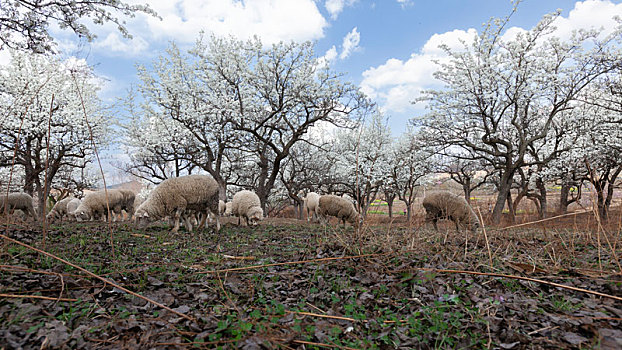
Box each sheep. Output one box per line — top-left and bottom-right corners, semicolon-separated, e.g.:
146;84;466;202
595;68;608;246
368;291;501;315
0;192;37;220
422;191;480;232
230;190;263;226
116;189;136;220
298;190;320;223
46;197;75;222
315;194;362;228
134;174;220;233
73;189;129;222
66;198;81;219
224;202;233;216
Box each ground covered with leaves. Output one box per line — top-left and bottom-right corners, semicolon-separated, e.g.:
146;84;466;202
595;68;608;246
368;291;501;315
1;217;621;349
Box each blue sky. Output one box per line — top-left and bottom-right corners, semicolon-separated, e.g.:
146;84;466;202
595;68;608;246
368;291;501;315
37;0;622;134
3;0;620;179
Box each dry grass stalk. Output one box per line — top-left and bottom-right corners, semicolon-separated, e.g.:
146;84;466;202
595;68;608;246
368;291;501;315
478;207;493;269
41;93;55;250
390;266;622;302
202;252;389;274
0;293;77;302
71;72;115;257
0;232;195;321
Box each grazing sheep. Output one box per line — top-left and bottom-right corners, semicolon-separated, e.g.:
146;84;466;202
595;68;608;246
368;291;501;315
231;190;263;226
224;202;233;216
422;191;480;232
73;189;128;222
134;175;220;233
115;189;136;220
66;198;81;219
341;193;355;203
298;190;320;223
46;197;75;222
315;194;361;228
0;192;37;220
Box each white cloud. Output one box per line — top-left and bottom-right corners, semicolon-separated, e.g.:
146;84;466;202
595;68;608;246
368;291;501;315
360;0;622;115
361;29;476;113
339;27;360;59
140;0;328;46
318;45;338;68
92;32;149;57
396;0;413;8
552;0;622;40
325;0;357;20
49;0;329;57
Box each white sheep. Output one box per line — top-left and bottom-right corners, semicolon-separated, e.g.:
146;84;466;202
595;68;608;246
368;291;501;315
73;189;129;222
134;174;220;233
66;198;81;219
231;190;263;226
315;194;362;228
298;190;320;223
46;197;75;222
422;191;480;232
224;202;233;216
0;192;37;220
115;189;136;221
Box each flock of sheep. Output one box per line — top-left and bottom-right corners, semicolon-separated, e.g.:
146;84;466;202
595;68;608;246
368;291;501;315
0;174;481;232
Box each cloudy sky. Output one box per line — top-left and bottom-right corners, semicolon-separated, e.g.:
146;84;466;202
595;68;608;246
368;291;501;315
36;0;622;134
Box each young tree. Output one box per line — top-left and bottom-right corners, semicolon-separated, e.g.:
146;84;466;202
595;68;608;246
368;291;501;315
279;138;333;219
437;154;492;204
121;89;198;183
388;130;431;221
332;110;392;217
0;51;111;215
0;0;157;53
415;12;621;224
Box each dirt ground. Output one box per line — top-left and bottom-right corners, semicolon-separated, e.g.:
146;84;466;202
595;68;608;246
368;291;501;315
0;212;621;349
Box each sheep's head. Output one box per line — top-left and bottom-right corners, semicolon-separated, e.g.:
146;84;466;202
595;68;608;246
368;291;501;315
224;202;233;216
469;217;481;232
74;208;91;222
46;211;60;223
351;213;363;228
134;208;153;229
247;207;263;226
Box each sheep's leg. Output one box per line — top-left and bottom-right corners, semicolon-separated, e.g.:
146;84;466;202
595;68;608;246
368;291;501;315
454;219;460;232
432;218;439;231
214;213;220;232
197;213;207;230
184;215;194;232
237;215;241;226
27;207;37;221
171;209;182;233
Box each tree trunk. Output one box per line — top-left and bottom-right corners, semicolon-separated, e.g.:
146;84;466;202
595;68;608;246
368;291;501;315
559;182;570;214
294;197;303;220
506;190;516;224
216;178;227;201
385;192;396;218
596;186;607;221
537;178;547;219
491;173;512;225
463;179;471;204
